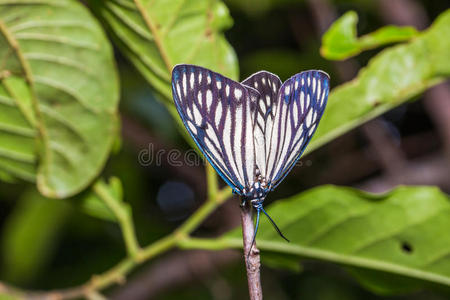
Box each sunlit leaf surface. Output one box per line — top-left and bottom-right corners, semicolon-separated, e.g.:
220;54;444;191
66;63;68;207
88;0;239;102
321;11;418;61
210;185;450;294
0;0;119;198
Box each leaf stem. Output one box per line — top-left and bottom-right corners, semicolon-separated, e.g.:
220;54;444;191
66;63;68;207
133;0;173;72
137;235;177;262
93;181;140;258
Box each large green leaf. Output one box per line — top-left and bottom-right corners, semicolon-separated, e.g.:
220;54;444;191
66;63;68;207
320;11;418;61
181;185;450;294
0;0;119;198
87;0;239;102
307;9;450;154
87;0;238;154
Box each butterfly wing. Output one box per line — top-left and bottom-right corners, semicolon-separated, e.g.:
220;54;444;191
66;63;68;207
241;71;282;176
264;70;330;189
172;64;259;194
242;71;281;104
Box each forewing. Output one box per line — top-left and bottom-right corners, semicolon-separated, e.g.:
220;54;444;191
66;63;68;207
265;70;330;189
172;64;258;194
242;71;282;175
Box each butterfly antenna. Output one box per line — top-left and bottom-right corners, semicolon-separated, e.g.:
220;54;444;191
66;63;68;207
261;207;290;242
247;208;261;257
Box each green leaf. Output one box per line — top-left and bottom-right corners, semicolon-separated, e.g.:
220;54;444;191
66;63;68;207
0;169;16;183
307;9;450;154
320;11;418;60
87;0;238;154
262;252;303;273
0;0;119;198
1;188;71;284
183;185;450;294
76;177;124;222
87;0;239;102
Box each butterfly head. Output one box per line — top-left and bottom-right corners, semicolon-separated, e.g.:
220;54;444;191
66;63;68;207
244;177;270;209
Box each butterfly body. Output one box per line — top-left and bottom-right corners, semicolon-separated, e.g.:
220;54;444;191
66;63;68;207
172;64;330;246
242;176;268;204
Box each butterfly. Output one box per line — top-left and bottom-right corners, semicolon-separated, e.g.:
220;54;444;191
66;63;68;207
171;64;330;250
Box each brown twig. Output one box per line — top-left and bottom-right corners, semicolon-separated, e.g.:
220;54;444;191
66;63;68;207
359;153;450;193
110;196;242;299
309;130;440;186
361;119;407;177
240;200;262;300
423;82;450;160
111;250;239;300
377;0;428;30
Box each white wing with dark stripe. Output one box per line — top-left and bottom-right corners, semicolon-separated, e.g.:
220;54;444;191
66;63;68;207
172;64;259;194
242;71;282;176
264;70;330;189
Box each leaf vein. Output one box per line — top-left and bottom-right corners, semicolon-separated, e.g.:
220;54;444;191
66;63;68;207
107;1;154;41
0;147;35;163
0;122;35;137
9;20;93;33
351;207;450;254
39;105;87;143
305;206;374;246
133;0;173;71
33;75;96;113
14;32;99;51
24;52;96;75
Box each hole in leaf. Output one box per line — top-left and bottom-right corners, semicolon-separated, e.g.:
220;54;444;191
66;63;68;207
401;241;413;254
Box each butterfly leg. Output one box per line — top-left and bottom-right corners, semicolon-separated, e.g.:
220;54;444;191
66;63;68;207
248;207;261;257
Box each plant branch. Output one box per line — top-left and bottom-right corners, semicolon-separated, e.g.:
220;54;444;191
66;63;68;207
179;235;450;287
240;201;263;300
0;164;232;300
93;182;141;258
111;249;239;300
